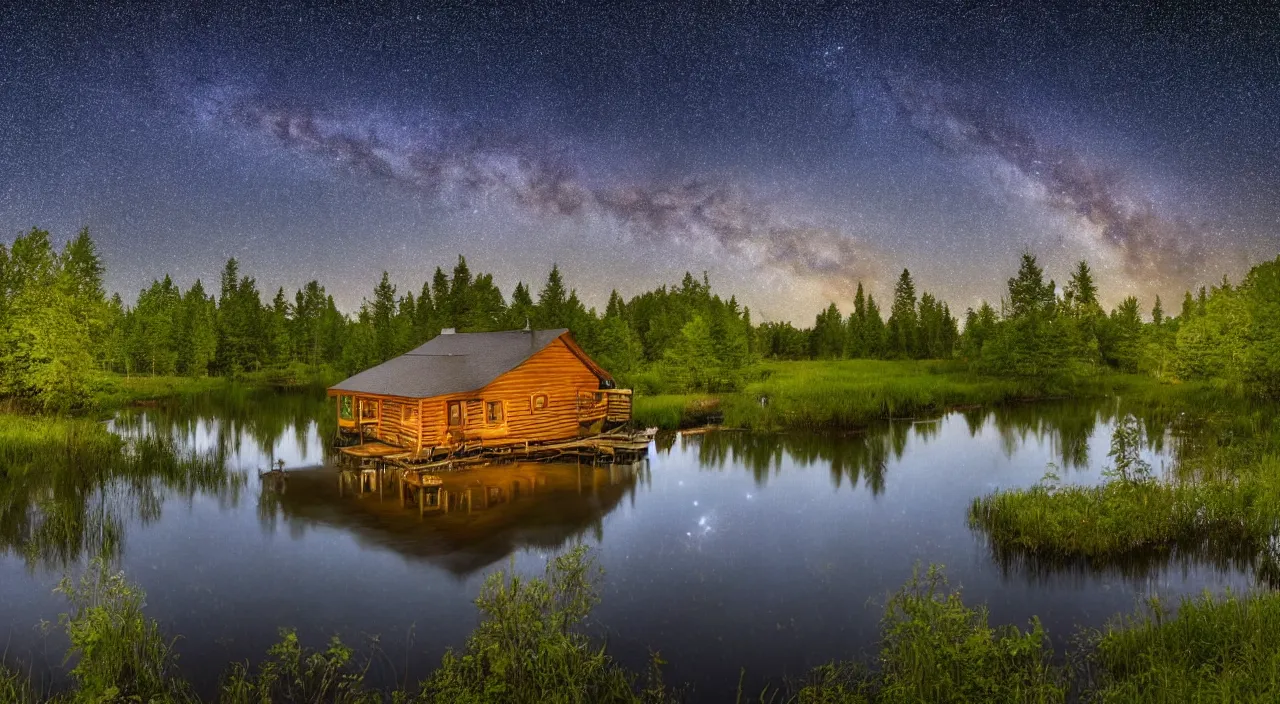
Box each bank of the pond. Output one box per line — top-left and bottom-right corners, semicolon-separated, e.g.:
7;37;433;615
633;360;1183;431
6;555;1280;704
89;364;345;410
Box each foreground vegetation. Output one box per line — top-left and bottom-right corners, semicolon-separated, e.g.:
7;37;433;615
8;551;1280;703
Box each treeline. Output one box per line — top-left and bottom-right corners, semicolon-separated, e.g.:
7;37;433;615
959;253;1280;397
3;226;1278;409
758;269;960;360
0;228;757;408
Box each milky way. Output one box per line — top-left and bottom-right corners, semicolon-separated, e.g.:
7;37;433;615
205;91;881;298
883;76;1207;290
2;2;1276;319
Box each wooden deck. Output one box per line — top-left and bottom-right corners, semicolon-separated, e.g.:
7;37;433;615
336;428;657;475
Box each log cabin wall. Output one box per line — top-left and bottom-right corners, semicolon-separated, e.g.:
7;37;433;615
418;337;603;447
371;397;420;449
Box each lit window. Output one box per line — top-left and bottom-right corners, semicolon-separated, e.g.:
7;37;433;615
531;393;548;412
447;401;463;427
486;401;504;424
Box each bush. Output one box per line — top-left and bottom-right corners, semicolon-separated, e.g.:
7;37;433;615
417;546;660;703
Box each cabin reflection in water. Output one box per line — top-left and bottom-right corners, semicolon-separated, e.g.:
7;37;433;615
259;462;646;576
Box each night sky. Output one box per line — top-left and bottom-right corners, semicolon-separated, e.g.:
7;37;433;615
3;1;1278;322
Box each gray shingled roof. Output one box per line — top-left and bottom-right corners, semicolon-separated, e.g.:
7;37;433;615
328;329;574;398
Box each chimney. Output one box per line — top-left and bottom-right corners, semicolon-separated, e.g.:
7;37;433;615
441;328;456;335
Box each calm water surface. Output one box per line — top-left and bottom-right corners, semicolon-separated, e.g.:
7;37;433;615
0;391;1260;700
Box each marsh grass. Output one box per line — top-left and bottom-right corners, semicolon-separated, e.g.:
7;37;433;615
632;394;719;429
969;406;1280;573
418;545;674;703
1084;590;1280;702
0;663;37;704
89;365;343;410
633;360;1173;431
219;629;379;704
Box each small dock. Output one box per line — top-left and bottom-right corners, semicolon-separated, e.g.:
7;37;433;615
336;428;654;470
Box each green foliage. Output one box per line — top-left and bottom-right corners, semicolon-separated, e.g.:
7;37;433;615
0;228;103;410
219;629;378;704
1086;590;1280;702
0;663;36;704
417;546;659;704
777;566;1064;704
6;227;1279;410
55;558;194;702
872;566;1064;703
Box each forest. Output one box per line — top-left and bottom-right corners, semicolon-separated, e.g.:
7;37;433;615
2;226;1278;410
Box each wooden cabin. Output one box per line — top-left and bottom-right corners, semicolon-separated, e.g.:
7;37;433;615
328;328;632;457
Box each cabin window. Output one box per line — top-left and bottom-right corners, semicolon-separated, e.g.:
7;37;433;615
359;398;379;421
403;404;417;423
486;401;504;424
594;392;604;405
447;401;463;427
339;396;353;420
531;393;548;412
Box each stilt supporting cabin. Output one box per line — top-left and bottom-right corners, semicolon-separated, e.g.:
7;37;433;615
328;328;649;468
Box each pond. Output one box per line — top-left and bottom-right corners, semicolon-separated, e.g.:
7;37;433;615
0;390;1263;700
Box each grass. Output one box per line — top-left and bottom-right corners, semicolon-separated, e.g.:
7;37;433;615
89;363;344;411
970;405;1280;580
632;394;720;429
633;359;1175;431
1085;590;1280;702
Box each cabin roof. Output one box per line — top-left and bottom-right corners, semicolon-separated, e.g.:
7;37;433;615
328;328;601;398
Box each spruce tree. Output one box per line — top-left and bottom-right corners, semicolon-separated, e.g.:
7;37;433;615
887;269;918;358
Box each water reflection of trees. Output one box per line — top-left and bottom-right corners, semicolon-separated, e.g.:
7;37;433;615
671;401;1139;492
0;433;241;569
666;399;1229;499
680;430;895;495
982;535;1277;590
111;386;335;467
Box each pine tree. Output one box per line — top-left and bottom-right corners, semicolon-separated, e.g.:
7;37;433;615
864;294;886;358
847;282;867;358
181;280;217;376
506;282;535;330
267;287;293;365
449;256;473;328
810;302;845;359
371;272;399;362
431;267;451;328
886;269;918;358
1151;296;1164;326
536;264;568;328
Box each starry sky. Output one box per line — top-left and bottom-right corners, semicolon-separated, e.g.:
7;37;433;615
2;1;1277;322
